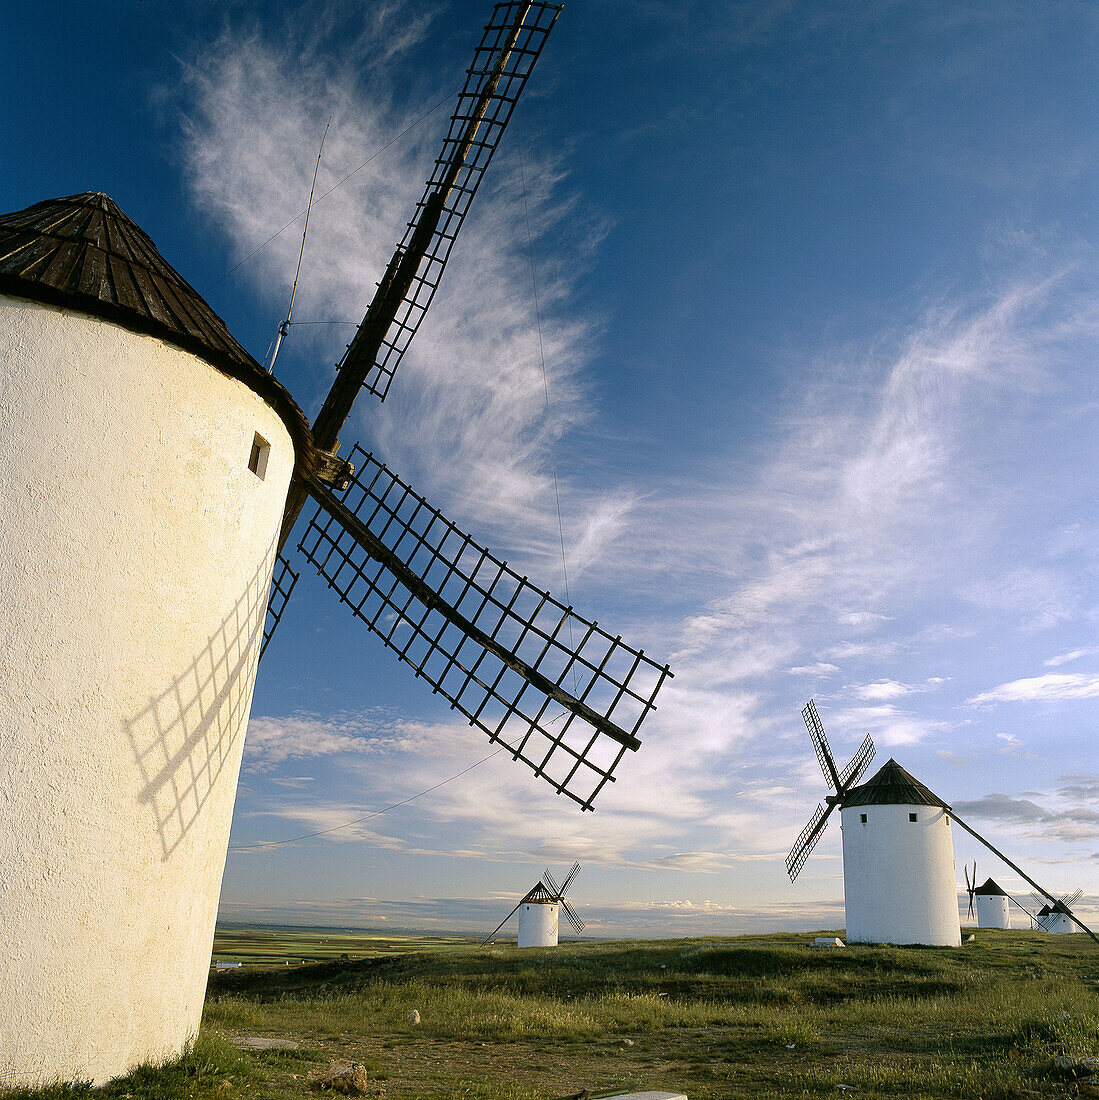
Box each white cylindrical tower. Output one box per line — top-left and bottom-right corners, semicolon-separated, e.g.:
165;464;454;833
839;759;961;947
974;879;1011;929
0;193;312;1087
1039;907;1075;933
518;901;560;947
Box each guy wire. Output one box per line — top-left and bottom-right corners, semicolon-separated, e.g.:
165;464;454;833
206;90;455;293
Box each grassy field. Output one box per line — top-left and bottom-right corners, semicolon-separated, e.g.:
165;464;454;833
211;925;473;968
7;928;1098;1099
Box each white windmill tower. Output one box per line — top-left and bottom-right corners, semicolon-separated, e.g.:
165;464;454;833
0;4;671;1087
966;867;1012;929
1035;891;1083;933
483;863;584;948
786;701;961;946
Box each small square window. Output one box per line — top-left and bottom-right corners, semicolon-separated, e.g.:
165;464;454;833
909;812;918;822
248;432;270;480
859;813;867;824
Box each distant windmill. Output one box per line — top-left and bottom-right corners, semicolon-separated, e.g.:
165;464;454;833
483;862;584;947
0;3;670;1087
787;701;1098;948
966;866;1014;930
1033;891;1083;933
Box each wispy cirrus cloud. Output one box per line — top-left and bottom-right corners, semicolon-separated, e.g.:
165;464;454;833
1046;647;1099;667
969;672;1099;707
175;1;629;585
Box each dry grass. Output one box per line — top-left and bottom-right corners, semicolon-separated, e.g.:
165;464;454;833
6;929;1098;1099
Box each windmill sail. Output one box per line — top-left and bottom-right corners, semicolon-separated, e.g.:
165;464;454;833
260;553;300;658
786;801;832;881
839;733;876;789
559;860;581;895
556;861;583;931
561;898;584;932
803;699;841;790
312;0;562;436
786;701;876;881
298;446;671;810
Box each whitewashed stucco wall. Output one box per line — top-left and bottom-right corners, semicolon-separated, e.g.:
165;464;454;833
975;892;1011;929
840;802;961;947
0;295;294;1085
518;901;559;948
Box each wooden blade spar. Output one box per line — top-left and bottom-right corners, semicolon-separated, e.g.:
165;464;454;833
303;473;642;753
278;1;562;554
296;450;672;810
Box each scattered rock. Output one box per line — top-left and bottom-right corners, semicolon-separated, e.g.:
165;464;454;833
811;937;846;948
319;1060;371;1095
963;934;975;943
233;1037;299;1051
1052;1056;1099;1077
785;1043;796;1049
406;1010;421;1025
618;1038;635;1047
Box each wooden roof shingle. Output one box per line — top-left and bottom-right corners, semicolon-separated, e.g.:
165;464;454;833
0;191;313;476
842;758;950;810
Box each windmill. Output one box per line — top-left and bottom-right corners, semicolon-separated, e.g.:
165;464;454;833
967;866;1014;930
787;700;963;946
786;703;1099;948
964;862;978;922
1033;891;1083;933
0;4;669;1087
482;862;584;947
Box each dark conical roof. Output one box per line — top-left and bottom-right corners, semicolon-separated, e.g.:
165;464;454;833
523;881;559;904
974;877;1007;896
841;758;949;809
0;192;311;471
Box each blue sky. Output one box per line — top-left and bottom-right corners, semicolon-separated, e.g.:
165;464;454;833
4;0;1098;937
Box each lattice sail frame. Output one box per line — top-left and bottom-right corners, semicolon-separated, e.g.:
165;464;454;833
543;863;583;931
803;699;839;789
786;801;832;881
787;702;876;881
261;553;300;659
839;733;876;790
349;1;562;402
298;446;671;810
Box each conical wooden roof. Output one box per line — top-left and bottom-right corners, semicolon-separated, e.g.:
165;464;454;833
974;877;1006;897
523;881;559;904
842;758;949;810
0;191;311;470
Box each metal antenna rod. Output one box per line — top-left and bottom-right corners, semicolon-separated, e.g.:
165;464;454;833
267;118;331;374
946;809;1099;945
